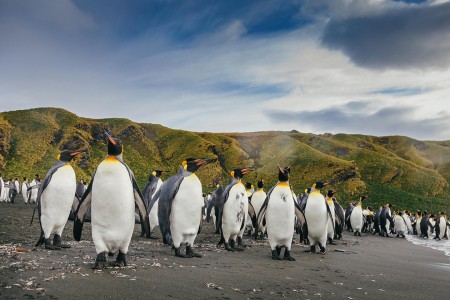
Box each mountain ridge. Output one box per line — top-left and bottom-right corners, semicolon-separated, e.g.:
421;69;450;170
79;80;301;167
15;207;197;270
0;107;449;211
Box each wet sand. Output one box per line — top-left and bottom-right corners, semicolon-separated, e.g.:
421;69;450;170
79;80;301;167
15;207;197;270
1;196;449;299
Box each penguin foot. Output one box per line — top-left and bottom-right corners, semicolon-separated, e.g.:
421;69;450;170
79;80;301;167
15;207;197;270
230;240;245;251
45;238;60;250
92;253;107;269
319;246;326;254
186;246;202;258
237;236;249;248
92;261;108;269
186;246;203;258
148;235;158;240
53;235;71;248
108;252;115;257
271;250;282;260
327;238;337;245
304;245;315;253
112;252;127;267
224;242;236;252
276;246;281;257
283;250;295;261
175;248;187;258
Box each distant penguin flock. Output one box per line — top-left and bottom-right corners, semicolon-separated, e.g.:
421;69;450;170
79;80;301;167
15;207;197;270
1;132;449;268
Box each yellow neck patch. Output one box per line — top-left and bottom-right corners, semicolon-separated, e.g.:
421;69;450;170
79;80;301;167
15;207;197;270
258;188;264;192
105;156;118;162
188;173;197;178
327;198;333;203
278;182;289;187
311;190;320;194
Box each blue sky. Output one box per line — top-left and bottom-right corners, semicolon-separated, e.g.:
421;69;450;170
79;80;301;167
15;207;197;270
1;0;450;140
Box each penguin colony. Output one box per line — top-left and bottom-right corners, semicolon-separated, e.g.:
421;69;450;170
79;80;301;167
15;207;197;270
3;133;449;268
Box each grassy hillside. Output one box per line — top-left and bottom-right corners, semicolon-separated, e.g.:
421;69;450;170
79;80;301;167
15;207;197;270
0;107;449;212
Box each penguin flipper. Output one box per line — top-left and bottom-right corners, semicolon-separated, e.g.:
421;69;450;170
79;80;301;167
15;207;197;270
247;201;258;229
73;175;95;241
158;169;185;245
147;188;161;215
294;200;306;228
325;198;335;233
198;208;203;234
207;185;223;222
133;179;151;238
256;184;276;230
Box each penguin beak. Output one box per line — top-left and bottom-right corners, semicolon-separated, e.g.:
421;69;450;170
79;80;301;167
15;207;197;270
241;167;254;175
105;132;116;145
70;151;82;157
195;159;208;166
323;182;330;186
277;164;284;174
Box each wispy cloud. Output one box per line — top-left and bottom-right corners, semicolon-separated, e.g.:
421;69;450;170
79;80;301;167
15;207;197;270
266;101;450;140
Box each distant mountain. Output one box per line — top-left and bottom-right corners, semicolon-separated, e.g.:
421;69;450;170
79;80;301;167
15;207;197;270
0;107;448;211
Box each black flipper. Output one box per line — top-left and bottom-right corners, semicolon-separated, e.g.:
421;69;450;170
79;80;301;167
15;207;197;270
73;175;95;241
132;177;151;238
256;184;276;230
294;200;306;231
247;201;258;229
325;198;335;233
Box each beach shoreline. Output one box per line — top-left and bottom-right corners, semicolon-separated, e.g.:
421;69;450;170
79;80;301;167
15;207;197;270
1;199;449;299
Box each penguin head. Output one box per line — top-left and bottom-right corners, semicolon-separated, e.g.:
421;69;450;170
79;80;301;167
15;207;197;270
423;210;428;215
230;167;254;179
58;150;83;162
151;170;168;179
277;165;291;181
305;187;311;194
182;158;209;173
257;179;264;189
245;182;252;190
311;181;329;192
360;195;369;201
327;189;337;197
106;133;123;156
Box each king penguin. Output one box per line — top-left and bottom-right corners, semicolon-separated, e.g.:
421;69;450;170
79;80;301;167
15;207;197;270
349;196;368;236
257;165;303;261
325;190;337;244
142;170;168;237
304;181;332;254
250;179;267;240
434;212;447;240
393;211;407;238
217;167;257;251
21;177;31;204
74;133;150;268
206;184;224;234
34;150;84;249
158;158;210;257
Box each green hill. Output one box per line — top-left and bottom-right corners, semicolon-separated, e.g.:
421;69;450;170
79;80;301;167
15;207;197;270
0;107;449;212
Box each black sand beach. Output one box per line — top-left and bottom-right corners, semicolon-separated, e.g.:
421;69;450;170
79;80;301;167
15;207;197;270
1;196;449;299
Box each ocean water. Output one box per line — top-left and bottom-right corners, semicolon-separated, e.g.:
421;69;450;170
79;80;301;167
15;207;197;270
405;235;450;257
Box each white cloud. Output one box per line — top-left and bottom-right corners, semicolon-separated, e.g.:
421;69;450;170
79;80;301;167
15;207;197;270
0;1;449;140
